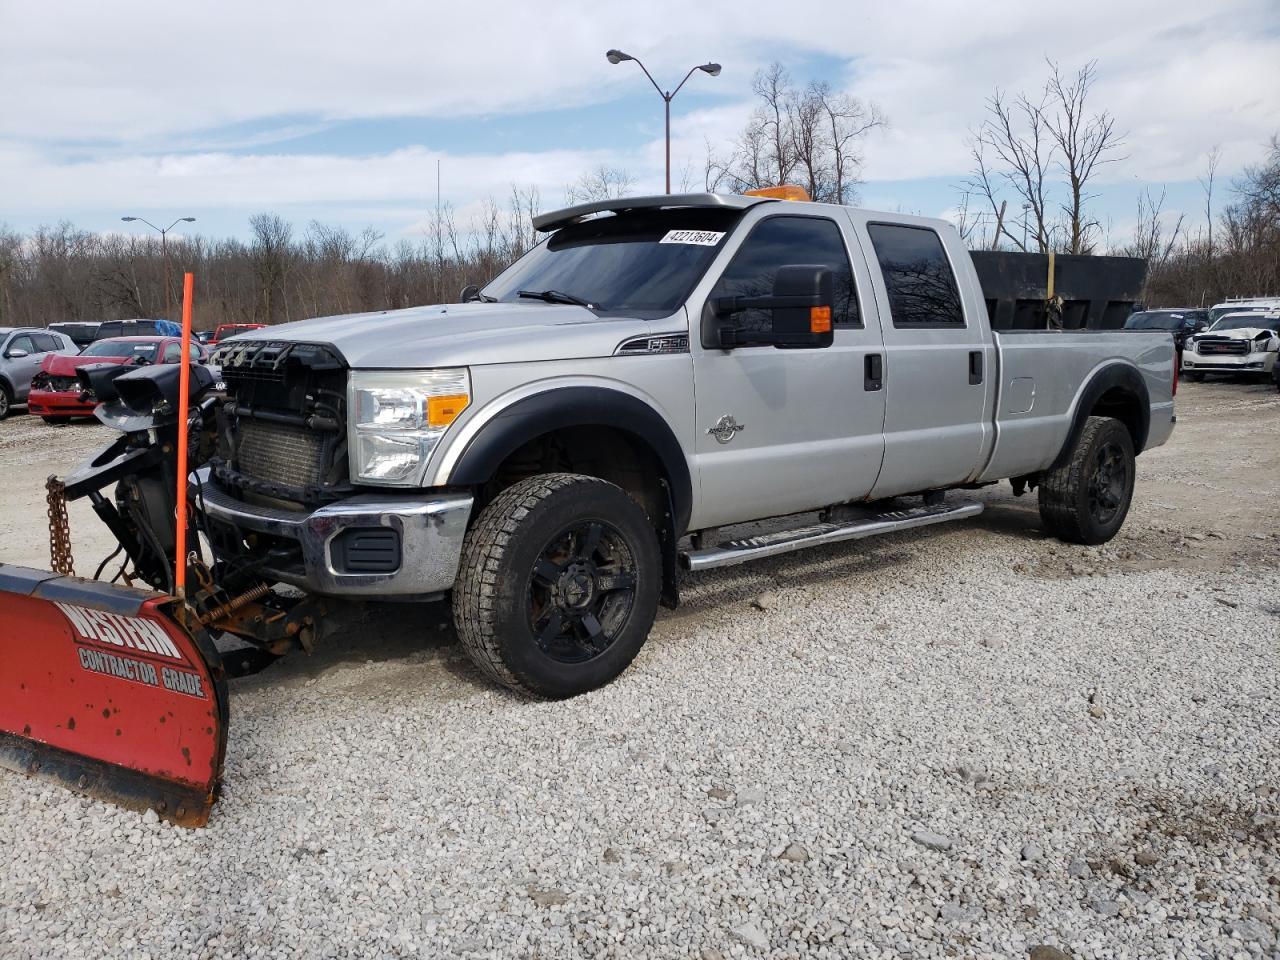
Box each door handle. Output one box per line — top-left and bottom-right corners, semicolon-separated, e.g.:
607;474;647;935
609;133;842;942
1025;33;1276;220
864;353;883;392
968;350;984;385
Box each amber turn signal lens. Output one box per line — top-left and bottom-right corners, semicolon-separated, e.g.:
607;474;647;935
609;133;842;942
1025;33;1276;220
427;393;470;426
809;306;832;334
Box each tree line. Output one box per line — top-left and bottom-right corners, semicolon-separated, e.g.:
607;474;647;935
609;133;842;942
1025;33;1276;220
0;60;1276;329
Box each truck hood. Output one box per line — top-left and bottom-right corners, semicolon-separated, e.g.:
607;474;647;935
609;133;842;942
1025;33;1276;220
1194;326;1277;343
228;302;671;368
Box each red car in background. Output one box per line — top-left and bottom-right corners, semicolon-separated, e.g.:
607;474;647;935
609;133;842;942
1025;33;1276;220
28;336;208;423
209;323;265;345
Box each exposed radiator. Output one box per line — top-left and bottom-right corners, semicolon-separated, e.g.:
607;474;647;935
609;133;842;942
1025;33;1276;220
236;420;327;490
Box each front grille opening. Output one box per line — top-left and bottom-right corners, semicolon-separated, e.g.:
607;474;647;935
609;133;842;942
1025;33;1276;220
212;340;351;507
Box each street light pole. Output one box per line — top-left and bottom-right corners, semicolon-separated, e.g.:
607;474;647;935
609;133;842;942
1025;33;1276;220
120;216;196;319
606;50;721;194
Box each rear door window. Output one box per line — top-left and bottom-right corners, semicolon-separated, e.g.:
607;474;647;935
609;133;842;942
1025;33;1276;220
867;223;965;328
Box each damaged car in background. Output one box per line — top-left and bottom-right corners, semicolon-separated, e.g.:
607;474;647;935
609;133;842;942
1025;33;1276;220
1180;310;1280;381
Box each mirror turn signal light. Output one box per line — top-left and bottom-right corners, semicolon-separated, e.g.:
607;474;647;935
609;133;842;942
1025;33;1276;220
743;185;811;201
809;306;832;334
427;393;470;427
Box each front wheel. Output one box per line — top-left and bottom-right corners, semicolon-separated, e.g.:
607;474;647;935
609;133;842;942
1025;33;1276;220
0;383;12;420
1038;416;1136;545
453;473;661;698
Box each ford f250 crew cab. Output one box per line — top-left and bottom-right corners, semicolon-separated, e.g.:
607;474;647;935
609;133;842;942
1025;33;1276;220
203;192;1176;698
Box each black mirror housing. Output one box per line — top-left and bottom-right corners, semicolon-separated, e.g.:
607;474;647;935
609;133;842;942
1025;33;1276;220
459;284;481;303
768;265;834;349
704;264;835;350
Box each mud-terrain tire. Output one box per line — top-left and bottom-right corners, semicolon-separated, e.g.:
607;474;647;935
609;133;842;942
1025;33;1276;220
453;473;661;698
1039;416;1136;546
0;382;12;420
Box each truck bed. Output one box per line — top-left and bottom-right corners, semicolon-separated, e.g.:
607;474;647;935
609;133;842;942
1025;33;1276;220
979;329;1177;482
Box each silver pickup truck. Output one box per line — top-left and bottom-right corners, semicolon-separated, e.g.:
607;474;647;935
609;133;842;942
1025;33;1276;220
204;193;1176;697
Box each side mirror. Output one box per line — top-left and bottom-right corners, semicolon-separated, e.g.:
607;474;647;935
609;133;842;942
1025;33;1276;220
5;348;28;359
459;284;481;303
704;265;835;350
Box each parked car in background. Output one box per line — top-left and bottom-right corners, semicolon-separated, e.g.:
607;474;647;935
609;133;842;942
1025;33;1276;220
0;328;79;419
1208;298;1280;326
28;336;209;423
1124;308;1208;353
94;319;183;340
47;321;102;348
1181;311;1280;381
209;322;267;345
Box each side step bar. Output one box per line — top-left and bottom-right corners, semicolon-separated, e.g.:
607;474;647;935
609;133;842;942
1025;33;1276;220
680;500;984;572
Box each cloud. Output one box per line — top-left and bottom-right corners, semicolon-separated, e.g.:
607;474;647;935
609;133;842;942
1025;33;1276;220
1;0;1277;234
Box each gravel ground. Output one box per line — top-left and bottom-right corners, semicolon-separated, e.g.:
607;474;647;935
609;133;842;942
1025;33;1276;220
1;381;1278;960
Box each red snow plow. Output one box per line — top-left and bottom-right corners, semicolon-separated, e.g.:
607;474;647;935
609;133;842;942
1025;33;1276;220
0;571;227;826
0;277;323;826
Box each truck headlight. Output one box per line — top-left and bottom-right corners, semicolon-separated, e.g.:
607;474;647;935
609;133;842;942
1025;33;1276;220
349;369;470;484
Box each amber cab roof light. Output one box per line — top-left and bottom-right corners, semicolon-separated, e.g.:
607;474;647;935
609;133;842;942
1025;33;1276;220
743;185;811;201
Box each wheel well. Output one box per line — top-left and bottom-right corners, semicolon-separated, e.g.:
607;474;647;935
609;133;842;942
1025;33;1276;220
1090;386;1144;450
478;425;668;526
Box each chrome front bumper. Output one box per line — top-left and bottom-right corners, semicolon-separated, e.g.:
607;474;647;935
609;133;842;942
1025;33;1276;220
197;472;472;597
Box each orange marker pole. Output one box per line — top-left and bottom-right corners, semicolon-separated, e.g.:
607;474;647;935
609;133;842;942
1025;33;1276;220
174;272;195;601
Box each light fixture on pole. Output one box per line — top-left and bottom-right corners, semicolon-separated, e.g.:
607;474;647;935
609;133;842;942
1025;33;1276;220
121;216;197;320
606;50;720;194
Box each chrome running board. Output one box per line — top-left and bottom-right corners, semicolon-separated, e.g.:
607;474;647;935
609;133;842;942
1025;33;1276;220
680;500;984;571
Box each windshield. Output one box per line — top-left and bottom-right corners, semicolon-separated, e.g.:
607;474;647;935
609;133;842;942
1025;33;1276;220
1125;311;1188;330
1209;315;1280;333
79;339;160;360
482;208;742;316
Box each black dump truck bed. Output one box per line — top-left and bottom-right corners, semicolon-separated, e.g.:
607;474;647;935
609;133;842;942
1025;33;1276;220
971;251;1147;331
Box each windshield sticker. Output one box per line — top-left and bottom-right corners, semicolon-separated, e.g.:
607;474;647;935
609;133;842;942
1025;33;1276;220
659;230;726;246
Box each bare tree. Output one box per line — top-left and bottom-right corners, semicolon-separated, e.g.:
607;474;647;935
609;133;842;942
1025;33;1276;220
1198;145;1222;252
968;88;1054;251
1044;60;1122;254
565;166;636;204
968;60;1123;254
707;63;885;203
249;213;293;324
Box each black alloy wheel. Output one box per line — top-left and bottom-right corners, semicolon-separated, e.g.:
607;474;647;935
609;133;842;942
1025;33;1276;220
1087;439;1130;528
527;520;638;665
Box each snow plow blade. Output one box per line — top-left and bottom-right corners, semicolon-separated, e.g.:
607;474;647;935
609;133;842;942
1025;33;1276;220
0;565;227;827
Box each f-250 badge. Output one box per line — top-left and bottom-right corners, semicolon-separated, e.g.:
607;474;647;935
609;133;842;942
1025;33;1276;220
707;415;745;444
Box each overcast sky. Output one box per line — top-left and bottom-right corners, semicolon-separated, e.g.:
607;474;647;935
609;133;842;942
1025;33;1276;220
2;0;1278;246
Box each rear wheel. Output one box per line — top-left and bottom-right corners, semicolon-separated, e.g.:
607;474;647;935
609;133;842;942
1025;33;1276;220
453;473;661;698
1039;416;1136;545
0;383;12;420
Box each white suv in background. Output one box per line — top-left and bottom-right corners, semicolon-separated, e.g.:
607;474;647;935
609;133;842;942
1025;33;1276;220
1181;311;1280;381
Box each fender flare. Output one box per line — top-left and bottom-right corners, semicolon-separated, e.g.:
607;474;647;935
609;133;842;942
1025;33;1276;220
1051;362;1151;469
448;386;694;535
